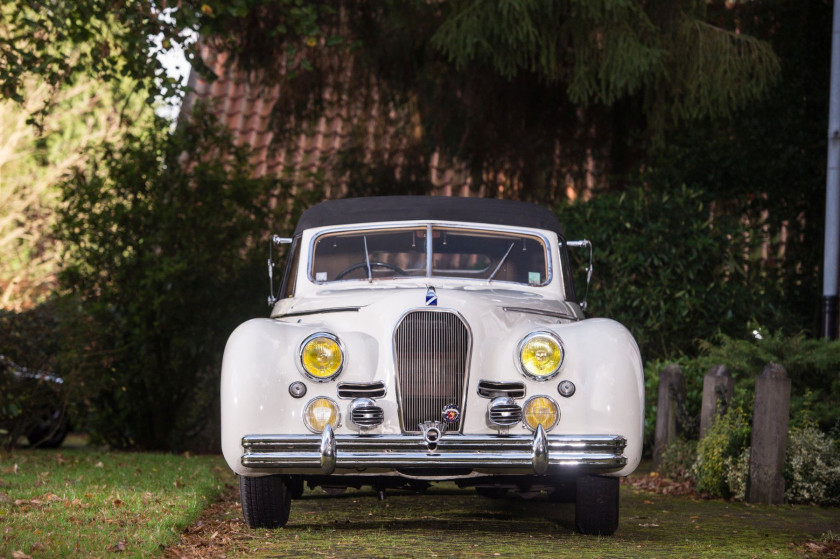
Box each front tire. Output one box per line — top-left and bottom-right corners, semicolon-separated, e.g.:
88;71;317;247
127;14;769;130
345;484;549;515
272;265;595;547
239;475;291;528
575;475;619;535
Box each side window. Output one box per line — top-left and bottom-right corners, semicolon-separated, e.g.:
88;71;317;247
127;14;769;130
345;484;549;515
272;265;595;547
281;238;301;299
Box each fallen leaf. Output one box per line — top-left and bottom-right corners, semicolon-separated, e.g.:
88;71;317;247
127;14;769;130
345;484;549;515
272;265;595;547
11;551;31;559
95;462;104;468
643;500;655;504
110;541;126;552
112;498;123;507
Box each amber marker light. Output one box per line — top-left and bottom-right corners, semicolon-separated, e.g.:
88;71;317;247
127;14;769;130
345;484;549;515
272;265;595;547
300;333;344;381
523;395;560;431
303;397;341;433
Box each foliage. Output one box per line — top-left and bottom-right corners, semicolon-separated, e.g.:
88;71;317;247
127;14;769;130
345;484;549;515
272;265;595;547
784;423;840;505
691;406;751;498
724;447;750;502
638;0;830;336
431;0;779;128
0;447;225;556
0;1;335;115
178;0;782;201
643;358;705;451
560;185;764;360
697;329;840;432
0;75;153;311
658;438;697;483
55;107;311;451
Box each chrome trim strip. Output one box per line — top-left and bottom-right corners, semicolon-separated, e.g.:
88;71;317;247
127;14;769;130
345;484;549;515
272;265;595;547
240;432;627;473
502;307;580;321
278;307;362;318
337;381;387;399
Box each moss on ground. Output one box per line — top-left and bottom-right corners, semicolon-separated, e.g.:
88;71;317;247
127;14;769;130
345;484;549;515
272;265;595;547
209;481;840;558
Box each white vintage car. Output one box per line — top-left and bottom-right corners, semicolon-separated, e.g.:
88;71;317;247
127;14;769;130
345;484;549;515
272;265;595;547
221;196;643;535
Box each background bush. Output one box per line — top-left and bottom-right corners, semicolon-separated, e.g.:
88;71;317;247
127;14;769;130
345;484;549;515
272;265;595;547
56;108;319;451
784;423;840;505
691;407;751;498
559;186;774;361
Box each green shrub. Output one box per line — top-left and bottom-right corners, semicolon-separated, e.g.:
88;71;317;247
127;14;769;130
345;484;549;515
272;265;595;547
643;358;706;451
784;423;840;505
724;447;750;502
559;186;769;361
56;108;319;451
658;438;697;482
697;329;840;432
692;407;751;497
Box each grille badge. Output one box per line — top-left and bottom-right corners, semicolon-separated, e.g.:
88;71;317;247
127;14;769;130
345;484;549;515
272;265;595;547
425;286;437;306
442;404;460;423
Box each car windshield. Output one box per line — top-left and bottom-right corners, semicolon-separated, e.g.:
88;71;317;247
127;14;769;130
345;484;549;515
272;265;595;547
311;226;549;285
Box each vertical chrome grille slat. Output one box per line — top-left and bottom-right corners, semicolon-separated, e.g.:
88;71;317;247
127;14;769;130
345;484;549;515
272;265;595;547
394;310;470;433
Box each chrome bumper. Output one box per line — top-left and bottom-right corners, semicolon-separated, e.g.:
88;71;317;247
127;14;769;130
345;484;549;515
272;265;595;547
240;426;627;475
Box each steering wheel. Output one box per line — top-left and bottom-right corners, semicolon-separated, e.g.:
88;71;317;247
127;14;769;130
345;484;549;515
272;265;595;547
335;261;408;280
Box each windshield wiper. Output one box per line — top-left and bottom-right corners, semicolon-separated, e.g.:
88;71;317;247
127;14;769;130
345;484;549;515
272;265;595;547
363;236;372;281
487;242;515;283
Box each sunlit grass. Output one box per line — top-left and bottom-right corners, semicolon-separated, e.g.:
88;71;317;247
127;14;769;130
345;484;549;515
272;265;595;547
0;443;226;557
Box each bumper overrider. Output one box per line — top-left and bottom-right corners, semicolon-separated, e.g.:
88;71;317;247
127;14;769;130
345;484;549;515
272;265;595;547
240;425;627;475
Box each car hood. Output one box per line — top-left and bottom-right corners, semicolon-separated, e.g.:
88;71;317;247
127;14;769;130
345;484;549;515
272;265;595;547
271;285;582;322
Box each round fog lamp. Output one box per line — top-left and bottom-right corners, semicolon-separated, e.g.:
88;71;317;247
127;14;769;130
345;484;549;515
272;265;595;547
518;332;564;380
303;397;340;433
523;395;559;431
300;333;344;380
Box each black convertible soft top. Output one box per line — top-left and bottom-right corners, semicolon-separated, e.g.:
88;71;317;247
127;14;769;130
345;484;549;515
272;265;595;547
294;196;565;238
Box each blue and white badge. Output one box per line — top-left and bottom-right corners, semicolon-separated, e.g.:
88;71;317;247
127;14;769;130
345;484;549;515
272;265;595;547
425;286;437;306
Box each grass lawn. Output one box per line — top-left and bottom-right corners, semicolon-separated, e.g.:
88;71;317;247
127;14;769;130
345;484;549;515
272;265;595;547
0;435;227;557
3;439;839;558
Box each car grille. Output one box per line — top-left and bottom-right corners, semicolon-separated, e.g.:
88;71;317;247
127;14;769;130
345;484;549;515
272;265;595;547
394;310;470;433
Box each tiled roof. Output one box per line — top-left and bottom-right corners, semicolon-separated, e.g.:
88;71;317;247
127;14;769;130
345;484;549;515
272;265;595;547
180;38;605;201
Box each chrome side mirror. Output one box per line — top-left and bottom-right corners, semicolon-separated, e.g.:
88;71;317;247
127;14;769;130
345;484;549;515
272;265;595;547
566;239;592;311
268;235;293;306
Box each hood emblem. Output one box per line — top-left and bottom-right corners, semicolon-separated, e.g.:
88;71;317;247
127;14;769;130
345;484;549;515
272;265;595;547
442;404;460;424
425;286;437;306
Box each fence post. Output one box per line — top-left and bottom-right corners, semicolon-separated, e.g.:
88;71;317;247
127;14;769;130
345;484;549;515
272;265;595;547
699;365;734;439
653;363;685;471
746;363;791;504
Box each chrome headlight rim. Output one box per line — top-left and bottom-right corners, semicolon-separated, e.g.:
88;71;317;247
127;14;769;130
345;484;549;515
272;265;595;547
516;331;565;381
298;332;345;382
302;396;342;433
521;394;560;432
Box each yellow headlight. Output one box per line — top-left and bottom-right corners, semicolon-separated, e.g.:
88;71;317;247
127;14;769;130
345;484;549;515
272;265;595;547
303;397;340;432
300;334;343;380
523;395;559;431
519;332;563;379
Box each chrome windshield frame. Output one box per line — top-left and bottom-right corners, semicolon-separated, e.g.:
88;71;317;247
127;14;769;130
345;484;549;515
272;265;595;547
306;222;555;288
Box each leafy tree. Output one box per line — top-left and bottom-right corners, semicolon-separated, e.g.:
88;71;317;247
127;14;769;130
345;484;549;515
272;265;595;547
0;77;153;310
638;0;831;336
56;108;311;450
